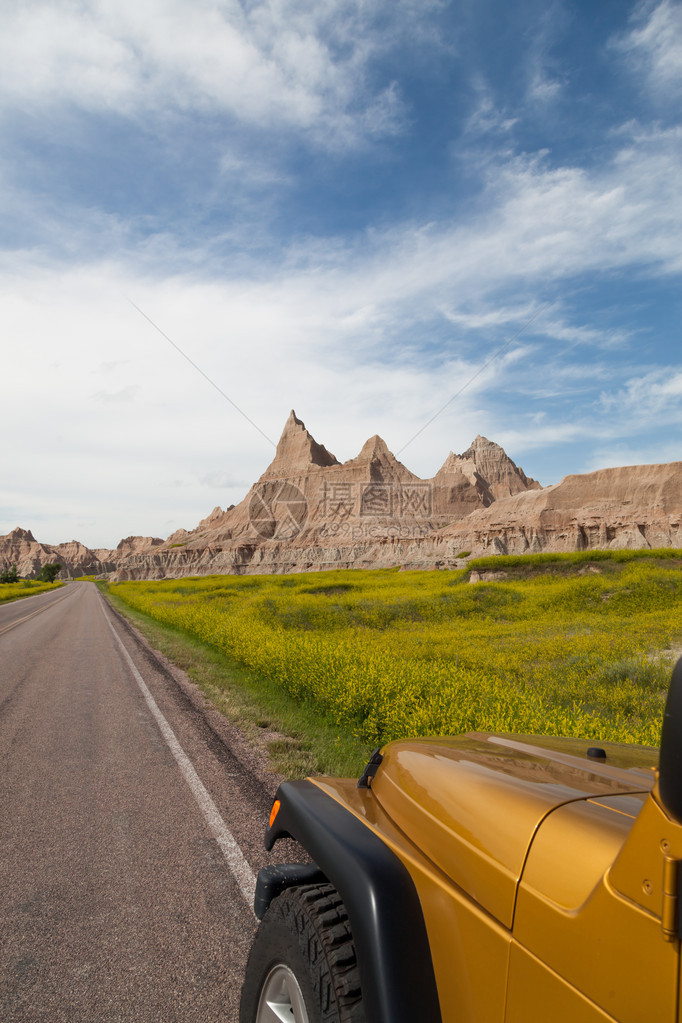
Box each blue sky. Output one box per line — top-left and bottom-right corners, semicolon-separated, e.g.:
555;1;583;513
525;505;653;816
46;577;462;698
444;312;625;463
1;0;681;548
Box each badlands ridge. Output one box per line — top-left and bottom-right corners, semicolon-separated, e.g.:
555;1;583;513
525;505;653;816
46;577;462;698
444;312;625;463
2;411;680;579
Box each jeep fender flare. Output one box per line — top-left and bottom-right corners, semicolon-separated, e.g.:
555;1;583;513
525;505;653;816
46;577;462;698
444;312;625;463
257;779;443;1023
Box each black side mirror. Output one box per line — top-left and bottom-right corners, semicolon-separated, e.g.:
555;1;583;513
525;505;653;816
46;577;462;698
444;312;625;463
659;657;682;822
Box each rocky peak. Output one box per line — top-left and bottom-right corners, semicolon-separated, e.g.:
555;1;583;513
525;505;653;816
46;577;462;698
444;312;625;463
357;435;391;461
345;434;417;482
432;450;494;506
434;451;475;477
9;527;36;542
260;411;340;480
195;505;234;532
458;435;541;499
55;540;91;553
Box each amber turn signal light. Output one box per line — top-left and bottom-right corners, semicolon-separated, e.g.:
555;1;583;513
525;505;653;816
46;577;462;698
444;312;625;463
269;799;281;829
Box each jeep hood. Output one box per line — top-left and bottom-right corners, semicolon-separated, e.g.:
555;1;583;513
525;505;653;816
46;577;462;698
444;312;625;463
370;733;657;928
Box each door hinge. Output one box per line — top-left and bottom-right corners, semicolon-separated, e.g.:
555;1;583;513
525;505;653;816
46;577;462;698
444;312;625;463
661;855;680;942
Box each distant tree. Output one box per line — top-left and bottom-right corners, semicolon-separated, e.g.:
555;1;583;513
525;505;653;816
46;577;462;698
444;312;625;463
0;564;18;584
37;562;61;583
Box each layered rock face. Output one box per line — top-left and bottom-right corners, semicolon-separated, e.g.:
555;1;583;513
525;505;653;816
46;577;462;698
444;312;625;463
3;412;680;580
437;461;682;556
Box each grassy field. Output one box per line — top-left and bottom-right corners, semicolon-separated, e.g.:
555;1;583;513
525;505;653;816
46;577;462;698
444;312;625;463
0;580;64;603
106;551;682;773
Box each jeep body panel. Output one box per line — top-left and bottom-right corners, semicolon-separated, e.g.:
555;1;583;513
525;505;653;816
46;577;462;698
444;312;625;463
265;738;662;1022
302;739;663;1022
370;733;656;927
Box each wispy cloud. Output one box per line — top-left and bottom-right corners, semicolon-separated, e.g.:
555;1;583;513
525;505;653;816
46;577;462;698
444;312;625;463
464;77;518;138
522;0;567;106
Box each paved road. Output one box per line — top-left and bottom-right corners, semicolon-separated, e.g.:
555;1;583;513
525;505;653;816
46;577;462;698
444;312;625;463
0;582;285;1022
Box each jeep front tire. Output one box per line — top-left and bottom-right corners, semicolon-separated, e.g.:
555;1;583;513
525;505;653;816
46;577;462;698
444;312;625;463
239;882;364;1023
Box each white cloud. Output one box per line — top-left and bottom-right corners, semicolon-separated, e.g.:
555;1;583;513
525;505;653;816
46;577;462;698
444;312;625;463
437;304;627;352
7;85;678;293
494;421;588;453
3;115;680;411
0;0;428;146
615;0;682;98
2;120;679;350
601;369;682;417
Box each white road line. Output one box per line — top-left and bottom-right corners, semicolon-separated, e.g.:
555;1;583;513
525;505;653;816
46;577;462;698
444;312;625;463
103;606;257;911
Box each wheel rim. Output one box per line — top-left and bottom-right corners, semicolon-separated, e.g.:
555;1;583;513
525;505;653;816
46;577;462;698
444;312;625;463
256;963;310;1023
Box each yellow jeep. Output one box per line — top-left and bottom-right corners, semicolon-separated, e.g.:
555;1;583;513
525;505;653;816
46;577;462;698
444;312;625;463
240;657;682;1023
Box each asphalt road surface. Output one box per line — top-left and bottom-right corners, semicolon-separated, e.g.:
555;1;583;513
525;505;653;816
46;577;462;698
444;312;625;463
0;582;291;1022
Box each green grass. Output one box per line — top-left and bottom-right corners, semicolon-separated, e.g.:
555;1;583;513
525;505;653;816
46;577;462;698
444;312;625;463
0;579;64;603
102;552;682;777
468;547;682;572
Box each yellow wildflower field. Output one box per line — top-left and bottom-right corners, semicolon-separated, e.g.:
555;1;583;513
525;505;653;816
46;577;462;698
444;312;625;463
0;579;63;603
111;552;682;748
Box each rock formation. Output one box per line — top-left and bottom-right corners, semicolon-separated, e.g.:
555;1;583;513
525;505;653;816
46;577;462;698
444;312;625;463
0;527;161;579
114;536;165;559
107;412;532;579
2;411;679;580
0;527;113;579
